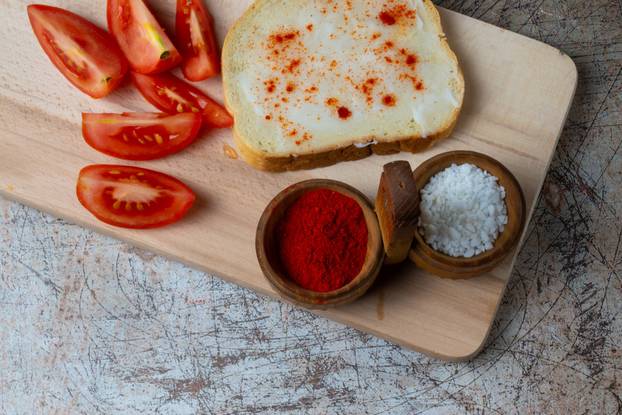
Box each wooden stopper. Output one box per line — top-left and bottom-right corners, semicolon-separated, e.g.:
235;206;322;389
375;161;420;264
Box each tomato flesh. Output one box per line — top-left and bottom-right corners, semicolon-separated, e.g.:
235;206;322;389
83;112;202;160
131;72;233;128
77;165;196;229
176;0;220;81
107;0;181;74
28;5;128;98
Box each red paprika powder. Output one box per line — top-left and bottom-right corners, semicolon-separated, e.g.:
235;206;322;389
276;189;369;292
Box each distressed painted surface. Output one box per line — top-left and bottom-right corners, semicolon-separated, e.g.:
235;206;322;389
1;0;621;413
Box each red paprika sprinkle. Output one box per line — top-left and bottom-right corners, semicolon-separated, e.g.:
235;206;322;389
378;11;396;25
338;106;352;119
276;189;369;292
382;94;397;106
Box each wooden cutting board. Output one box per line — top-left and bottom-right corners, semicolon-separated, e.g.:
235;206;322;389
0;0;577;361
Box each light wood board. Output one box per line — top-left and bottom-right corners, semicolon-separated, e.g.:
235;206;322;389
0;0;577;360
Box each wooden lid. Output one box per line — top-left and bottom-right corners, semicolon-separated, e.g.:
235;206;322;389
374;161;420;265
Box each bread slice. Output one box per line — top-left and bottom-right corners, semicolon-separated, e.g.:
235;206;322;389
222;0;464;171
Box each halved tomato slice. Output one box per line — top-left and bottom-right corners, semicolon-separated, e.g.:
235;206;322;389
77;165;196;229
27;5;128;98
107;0;181;74
83;112;202;160
131;72;233;128
176;0;220;81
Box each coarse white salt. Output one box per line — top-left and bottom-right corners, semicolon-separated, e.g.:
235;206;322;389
418;163;508;258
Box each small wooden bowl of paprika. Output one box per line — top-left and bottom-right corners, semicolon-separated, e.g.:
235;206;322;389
256;179;384;309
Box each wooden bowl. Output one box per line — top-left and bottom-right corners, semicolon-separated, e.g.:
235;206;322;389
256;179;384;309
409;151;526;279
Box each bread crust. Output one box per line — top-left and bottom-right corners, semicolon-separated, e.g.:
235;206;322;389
233;116;458;171
223;0;464;172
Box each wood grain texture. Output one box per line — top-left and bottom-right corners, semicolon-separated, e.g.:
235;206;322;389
0;0;577;360
375;161;419;265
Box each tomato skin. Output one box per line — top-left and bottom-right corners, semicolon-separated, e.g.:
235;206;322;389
27;4;128;99
77;165;196;229
83;112;202;160
176;0;220;81
131;72;233;128
107;0;181;74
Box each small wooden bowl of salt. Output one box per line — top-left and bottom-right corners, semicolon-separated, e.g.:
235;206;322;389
409;151;526;279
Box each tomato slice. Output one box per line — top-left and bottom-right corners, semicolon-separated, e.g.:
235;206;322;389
77;165;196;229
176;0;220;81
82;112;202;160
107;0;181;74
27;5;128;99
131;72;233;128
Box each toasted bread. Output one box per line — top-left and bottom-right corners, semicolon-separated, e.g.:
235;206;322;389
222;0;464;171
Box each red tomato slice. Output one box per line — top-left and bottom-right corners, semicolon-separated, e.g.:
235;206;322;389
27;5;128;99
77;165;196;229
107;0;181;74
176;0;220;81
83;112;202;160
131;72;233;128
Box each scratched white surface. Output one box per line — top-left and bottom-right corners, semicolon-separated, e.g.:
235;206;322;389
1;0;621;414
